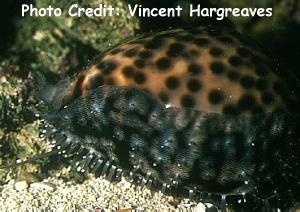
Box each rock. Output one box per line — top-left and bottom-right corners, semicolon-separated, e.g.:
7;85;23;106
193;202;206;212
14;180;28;191
17;171;40;183
30;182;56;191
117;209;132;212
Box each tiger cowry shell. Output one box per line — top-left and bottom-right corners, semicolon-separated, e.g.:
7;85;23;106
41;26;300;210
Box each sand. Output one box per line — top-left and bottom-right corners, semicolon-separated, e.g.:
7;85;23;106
0;176;212;211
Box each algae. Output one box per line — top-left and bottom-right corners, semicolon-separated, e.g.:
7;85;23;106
0;0;139;183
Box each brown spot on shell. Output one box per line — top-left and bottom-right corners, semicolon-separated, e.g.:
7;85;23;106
209;47;224;57
139;50;152;59
240;75;255;89
208;89;225;105
167;43;185;57
210;62;226;75
229;55;243;67
134;72;147;84
261;92;275;105
110;48;122;55
87;74;105;90
227;70;240;81
194;38;210;46
158;91;169;103
181;94;195;108
156;57;171;71
106;77;115;85
223;104;239;115
134;59;146;69
217;36;234;44
97;60;118;75
237;47;251;57
123;47;139;57
238;94;256;111
256;79;269;91
122;66;136;78
175;34;195;42
165;76;180;90
145;37;164;49
188;64;202;75
187;79;202;92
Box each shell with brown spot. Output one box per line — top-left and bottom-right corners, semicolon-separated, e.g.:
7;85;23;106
40;26;300;210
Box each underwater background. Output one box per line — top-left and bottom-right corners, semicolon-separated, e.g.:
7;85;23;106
0;0;299;211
